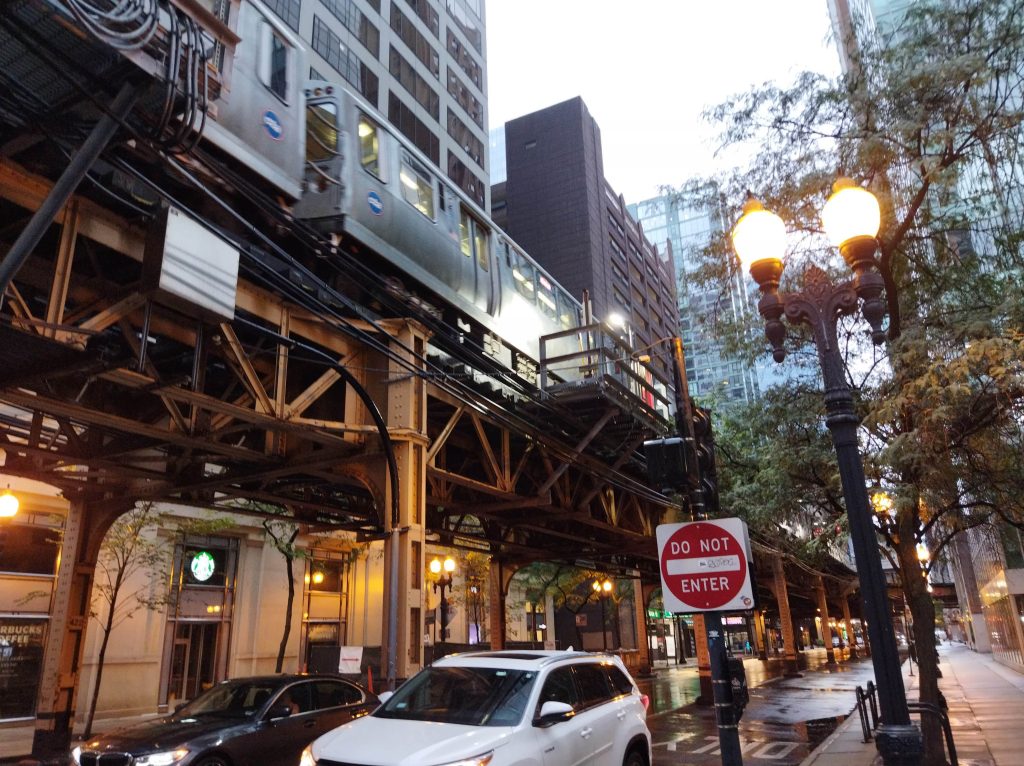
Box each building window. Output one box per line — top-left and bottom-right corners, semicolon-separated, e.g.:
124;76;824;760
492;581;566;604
311;16;379;103
447;152;484;207
446;108;484;167
389;47;440;119
263;0;300;30
0;524;58;575
445;0;482;52
446;28;481;88
0;617;47;719
390;4;439;77
387;93;440;164
320;0;380;56
403;0;439;35
306;559;344;592
446;66;482;128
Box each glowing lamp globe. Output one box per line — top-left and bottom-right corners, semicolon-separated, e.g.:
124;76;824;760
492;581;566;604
821;180;880;247
429;558;441;575
732;199;786;274
443;556;456;574
0;491;17;518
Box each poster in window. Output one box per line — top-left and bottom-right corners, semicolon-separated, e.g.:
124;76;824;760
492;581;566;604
0;618;46;719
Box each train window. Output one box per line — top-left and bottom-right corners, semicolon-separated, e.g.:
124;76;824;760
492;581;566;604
306;102;338;163
536;274;557;319
399;155;435;219
458;208;489;271
511;252;535;302
258;22;290;102
557;293;579;330
358;116;381;177
475;223;489;272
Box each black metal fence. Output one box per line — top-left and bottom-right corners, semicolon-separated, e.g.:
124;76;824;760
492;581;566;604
855;681;958;765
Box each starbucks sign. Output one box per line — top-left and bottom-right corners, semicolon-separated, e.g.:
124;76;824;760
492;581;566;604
190;550;217;582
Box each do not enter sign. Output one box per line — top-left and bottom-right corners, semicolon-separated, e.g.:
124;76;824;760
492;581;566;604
656;518;754;613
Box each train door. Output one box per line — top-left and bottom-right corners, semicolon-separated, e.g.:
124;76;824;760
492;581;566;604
298;85;343;220
458;206;492;313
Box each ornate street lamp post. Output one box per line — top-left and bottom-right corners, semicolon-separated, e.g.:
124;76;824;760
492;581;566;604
430;556;456;657
732;179;922;765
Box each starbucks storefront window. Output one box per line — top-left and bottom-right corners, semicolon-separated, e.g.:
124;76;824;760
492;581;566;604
0;617;47;719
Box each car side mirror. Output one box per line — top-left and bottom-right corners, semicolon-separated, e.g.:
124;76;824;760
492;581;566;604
377;691;394;704
267;703;293;721
534;701;574;727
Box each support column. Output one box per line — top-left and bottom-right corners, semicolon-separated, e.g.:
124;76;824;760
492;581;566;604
379;322;429;684
32;499;125;762
842;594;859;659
772;555;801;677
753;609;769;660
631;578;651;672
816;577;838;666
487;559;518;650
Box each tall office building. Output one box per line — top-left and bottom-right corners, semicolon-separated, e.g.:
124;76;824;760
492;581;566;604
492;98;680;380
629;193;762;406
265;0;491;210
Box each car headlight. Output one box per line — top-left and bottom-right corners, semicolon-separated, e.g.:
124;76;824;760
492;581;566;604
434;753;493;766
299;745;316;766
71;747;82;765
134;749;190;766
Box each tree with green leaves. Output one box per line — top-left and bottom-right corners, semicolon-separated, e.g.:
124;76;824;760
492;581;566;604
83;505;234;737
258;508;308;674
681;1;1024;762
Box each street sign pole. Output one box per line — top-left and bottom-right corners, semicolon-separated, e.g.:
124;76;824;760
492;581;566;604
658;519;755;766
706;611;742;766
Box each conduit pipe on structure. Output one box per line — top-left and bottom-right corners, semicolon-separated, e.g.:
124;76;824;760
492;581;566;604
0;82;139;295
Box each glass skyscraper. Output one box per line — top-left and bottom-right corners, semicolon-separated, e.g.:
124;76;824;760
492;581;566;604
628;193;761;407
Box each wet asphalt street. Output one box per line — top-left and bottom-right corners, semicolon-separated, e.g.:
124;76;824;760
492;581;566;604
637;648;880;765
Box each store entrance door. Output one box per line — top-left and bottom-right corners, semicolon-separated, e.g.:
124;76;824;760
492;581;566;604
168;622;219;704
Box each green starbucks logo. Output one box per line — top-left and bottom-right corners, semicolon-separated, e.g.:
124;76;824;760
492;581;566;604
190;551;216;582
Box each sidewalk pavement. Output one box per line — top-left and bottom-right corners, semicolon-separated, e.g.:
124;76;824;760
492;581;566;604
800;641;1024;766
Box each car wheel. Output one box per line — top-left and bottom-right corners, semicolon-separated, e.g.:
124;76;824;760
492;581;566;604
622;749;646;766
193;757;231;766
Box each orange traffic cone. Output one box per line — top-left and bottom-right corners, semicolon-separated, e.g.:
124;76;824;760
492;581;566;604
366;665;374;694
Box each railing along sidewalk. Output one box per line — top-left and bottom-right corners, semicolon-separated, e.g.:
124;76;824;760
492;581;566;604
854;681;958;765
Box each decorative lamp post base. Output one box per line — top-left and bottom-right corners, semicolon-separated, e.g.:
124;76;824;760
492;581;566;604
875;723;924;766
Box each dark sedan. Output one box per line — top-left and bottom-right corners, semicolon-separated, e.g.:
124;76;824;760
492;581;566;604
71;675;377;766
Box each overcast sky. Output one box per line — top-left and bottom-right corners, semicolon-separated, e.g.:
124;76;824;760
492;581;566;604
485;0;841;205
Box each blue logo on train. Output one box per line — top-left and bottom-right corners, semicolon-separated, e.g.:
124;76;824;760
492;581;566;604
367;191;384;215
262;110;283;140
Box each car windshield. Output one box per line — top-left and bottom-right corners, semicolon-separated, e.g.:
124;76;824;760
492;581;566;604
174;681;281;719
375;666;536;726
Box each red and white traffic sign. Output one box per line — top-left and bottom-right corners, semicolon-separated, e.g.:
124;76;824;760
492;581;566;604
656;518;754;613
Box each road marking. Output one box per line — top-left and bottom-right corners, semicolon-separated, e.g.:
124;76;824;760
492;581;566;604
655;736;802;759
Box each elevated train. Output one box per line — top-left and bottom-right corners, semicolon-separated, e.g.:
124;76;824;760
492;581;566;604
18;0;663;403
292;81;586;382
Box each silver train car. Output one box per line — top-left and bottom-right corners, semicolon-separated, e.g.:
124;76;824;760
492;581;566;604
293;82;584;377
200;0;306;200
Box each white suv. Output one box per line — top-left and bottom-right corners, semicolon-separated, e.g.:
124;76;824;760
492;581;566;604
300;650;651;766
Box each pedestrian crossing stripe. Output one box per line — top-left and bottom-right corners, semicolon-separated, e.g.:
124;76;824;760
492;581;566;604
656;736;801;758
